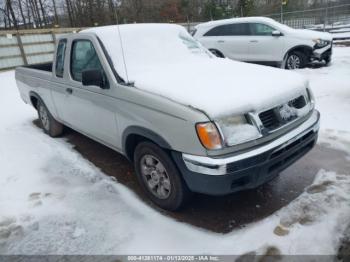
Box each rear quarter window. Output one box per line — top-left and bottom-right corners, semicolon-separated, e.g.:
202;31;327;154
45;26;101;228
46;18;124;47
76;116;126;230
55;39;67;78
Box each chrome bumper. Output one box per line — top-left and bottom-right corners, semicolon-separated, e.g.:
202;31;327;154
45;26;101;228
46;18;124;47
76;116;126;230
183;110;320;176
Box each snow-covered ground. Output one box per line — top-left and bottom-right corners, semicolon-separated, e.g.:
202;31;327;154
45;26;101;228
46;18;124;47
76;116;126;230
0;47;350;256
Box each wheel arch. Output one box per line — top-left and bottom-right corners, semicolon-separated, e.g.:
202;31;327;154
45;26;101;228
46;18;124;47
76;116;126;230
284;45;313;61
209;48;225;58
29;91;42;109
122;126;172;162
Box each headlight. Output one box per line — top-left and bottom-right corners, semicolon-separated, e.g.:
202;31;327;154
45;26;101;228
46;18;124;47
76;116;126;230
306;87;315;109
216;115;261;146
196;122;223;150
313;39;330;49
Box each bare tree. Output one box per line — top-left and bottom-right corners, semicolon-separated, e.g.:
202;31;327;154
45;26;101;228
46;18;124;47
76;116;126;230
38;0;48;26
65;0;74;27
18;0;28;28
25;0;33;27
52;0;59;25
6;0;19;29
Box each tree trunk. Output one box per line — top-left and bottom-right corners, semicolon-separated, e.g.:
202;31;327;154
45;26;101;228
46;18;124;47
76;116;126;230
26;0;33;27
52;0;59;26
108;0;117;24
6;0;19;30
31;0;43;28
18;0;27;29
34;0;43;27
88;0;94;25
69;0;77;26
65;0;74;27
38;0;48;27
3;8;9;29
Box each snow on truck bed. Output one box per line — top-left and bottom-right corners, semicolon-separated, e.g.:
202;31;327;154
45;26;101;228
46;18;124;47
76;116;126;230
83;24;307;118
0;47;350;255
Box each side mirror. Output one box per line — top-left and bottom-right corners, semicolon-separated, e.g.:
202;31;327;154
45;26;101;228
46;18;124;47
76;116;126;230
272;30;282;37
82;69;108;89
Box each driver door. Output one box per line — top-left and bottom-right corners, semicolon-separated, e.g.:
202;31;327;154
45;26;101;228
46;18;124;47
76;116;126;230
248;23;285;62
62;37;119;148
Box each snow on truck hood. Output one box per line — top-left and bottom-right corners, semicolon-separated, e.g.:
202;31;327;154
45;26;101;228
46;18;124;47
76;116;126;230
83;24;308;118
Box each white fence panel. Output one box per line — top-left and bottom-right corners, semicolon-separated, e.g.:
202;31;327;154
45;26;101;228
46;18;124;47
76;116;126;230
0;28;81;71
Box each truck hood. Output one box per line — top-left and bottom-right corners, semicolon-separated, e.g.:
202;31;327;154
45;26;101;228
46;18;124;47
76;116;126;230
84;24;308;118
131;58;307;118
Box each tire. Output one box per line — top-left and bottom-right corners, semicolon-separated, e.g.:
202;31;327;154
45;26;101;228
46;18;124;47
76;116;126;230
209;49;225;58
37;100;63;137
285;51;308;70
324;57;331;66
134;141;191;211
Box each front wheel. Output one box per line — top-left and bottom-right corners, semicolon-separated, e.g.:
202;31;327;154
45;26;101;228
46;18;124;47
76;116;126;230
37;100;63;137
324;57;332;66
285;51;307;70
134;142;191;211
209;49;225;58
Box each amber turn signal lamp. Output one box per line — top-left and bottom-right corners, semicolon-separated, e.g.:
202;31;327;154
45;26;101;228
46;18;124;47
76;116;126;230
196;122;223;150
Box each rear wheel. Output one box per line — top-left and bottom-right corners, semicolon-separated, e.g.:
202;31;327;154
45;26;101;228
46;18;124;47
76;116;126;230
285;51;307;70
134;141;191;211
37;100;63;137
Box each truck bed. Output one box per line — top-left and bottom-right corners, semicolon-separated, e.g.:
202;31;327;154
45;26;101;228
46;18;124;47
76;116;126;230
22;62;53;72
15;62;54;109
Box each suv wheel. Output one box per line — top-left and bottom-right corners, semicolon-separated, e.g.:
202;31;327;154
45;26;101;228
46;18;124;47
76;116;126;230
37;100;63;137
324;57;331;66
134;141;191;210
285;51;307;70
209;49;225;58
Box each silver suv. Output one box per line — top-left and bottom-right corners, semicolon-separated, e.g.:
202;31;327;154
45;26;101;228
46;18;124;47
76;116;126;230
16;24;320;210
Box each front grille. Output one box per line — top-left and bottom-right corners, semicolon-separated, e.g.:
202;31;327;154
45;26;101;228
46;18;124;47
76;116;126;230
259;95;307;132
259;109;280;130
289;96;306;109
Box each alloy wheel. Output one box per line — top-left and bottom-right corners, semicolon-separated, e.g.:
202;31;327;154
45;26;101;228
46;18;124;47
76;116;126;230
39;104;50;131
140;154;171;199
287;54;301;69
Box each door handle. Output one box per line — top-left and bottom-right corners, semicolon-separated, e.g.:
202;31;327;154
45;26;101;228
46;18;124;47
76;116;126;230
217;40;225;43
66;88;73;94
250;40;258;43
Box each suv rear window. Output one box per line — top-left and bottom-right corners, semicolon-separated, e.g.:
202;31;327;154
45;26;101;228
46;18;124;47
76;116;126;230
204;23;250;36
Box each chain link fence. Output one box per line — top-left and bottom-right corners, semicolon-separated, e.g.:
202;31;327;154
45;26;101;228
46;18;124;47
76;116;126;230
264;3;350;30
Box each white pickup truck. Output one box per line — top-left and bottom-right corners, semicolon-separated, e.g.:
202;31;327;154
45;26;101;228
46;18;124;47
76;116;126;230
15;24;320;210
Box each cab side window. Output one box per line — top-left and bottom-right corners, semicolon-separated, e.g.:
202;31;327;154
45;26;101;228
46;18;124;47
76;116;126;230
55;39;67;78
70;40;104;82
250;23;276;36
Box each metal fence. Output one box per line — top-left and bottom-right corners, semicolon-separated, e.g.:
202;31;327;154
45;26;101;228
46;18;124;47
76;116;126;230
1;4;350;72
265;3;350;30
0;28;81;71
